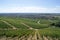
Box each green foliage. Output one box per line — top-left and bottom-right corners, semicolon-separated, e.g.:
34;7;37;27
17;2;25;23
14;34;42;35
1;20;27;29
0;29;34;37
39;28;60;38
51;21;60;27
24;22;49;29
0;17;60;38
0;20;12;29
2;18;29;29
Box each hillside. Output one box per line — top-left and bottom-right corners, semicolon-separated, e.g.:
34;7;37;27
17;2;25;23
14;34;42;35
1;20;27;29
0;13;60;40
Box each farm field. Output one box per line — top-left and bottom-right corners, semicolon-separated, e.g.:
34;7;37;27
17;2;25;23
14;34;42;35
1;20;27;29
0;0;60;40
0;16;60;40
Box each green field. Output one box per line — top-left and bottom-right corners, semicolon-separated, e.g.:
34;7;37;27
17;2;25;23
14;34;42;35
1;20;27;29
0;17;60;40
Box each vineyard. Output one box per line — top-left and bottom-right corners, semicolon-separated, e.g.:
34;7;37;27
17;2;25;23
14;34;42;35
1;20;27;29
0;17;60;40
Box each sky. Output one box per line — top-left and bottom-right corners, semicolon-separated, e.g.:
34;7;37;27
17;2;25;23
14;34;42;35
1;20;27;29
0;0;60;13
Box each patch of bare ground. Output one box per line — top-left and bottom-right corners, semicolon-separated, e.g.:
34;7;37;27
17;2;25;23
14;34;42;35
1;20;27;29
0;36;7;40
37;30;42;40
27;35;32;40
19;36;26;40
32;31;37;40
43;36;48;40
37;20;40;24
7;37;18;40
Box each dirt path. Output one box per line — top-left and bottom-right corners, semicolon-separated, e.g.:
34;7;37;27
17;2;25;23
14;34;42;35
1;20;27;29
43;36;48;40
32;29;37;40
37;20;40;24
21;23;34;29
2;20;17;29
27;35;32;40
19;36;25;40
36;29;42;40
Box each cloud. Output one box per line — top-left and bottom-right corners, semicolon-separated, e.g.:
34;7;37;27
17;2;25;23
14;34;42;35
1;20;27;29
0;6;60;13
